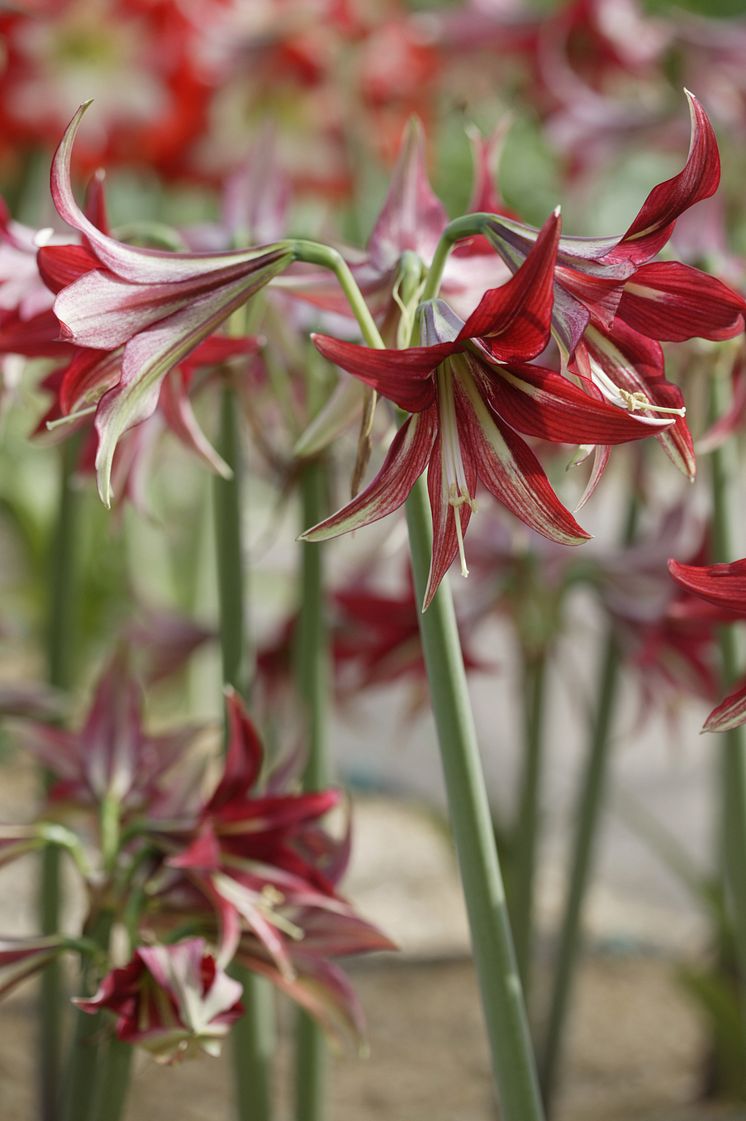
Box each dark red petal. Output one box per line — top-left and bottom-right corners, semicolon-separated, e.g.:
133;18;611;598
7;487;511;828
300;409;437;542
37;244;101;294
458;210;560;361
475;358;672;445
617;261;746;342
668;558;746;615
456;383;590;545
60;349;120;414
312;334;446;412
614;92;720;263
205;691;264;812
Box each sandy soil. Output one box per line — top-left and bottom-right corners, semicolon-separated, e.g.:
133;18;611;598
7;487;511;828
1;950;738;1121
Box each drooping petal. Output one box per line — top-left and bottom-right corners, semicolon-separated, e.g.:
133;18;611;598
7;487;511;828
158;370;231;479
423;429;478;609
52;104;288;284
311;333;446;412
472;356;673;444
702;680;746;733
668;557;746;615
300;409;437;542
613;91;720;263
617;261;746;341
456;377;590;546
458;210;560;361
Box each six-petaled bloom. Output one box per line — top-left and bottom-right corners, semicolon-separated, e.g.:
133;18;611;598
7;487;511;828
74;938;244;1063
302;211;673;608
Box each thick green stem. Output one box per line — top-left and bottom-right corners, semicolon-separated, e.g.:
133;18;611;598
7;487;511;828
289;241;382;349
709;371;746;1034
294;454;331;1121
539;637;620;1111
511;650;549;994
420;213;496;302
406;481;545;1121
95;1037;133;1121
298;234;543;1118
539;488;640;1112
61;911;113;1121
41;436;80;1121
213;384;275;1121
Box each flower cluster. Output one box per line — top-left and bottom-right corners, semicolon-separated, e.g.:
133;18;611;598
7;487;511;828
2;659;390;1063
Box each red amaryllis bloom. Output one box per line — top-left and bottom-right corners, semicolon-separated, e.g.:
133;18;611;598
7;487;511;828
668;557;746;732
303;211;670;608
43;103;292;504
75;938;244;1062
14;651;199;814
484;92;745;481
161;691;378;975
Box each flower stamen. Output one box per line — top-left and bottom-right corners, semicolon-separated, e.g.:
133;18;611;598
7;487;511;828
618;388;687;417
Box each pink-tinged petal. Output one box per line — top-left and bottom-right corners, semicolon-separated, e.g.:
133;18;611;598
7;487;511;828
574;443;611;513
168;825;223;872
52;104;288;284
466;119;513;216
473;357;673;445
615;91;720;262
244;952;366;1044
300;409;437;542
54;257;284;350
458;210;560;361
311;333;445;412
668;558;746;614
702;680;746;733
367;118;448;269
456;379;590;546
423;430;478;610
206;691;264;811
37;244;100;293
617;261;746;341
94;262;286;506
159;371;231;479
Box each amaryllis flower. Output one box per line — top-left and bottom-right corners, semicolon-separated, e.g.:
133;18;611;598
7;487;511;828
303;211;670;608
668;557;746;732
483;92;745;481
43;103;292;504
13;651;199;815
160;691;379;976
75;938;244;1062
